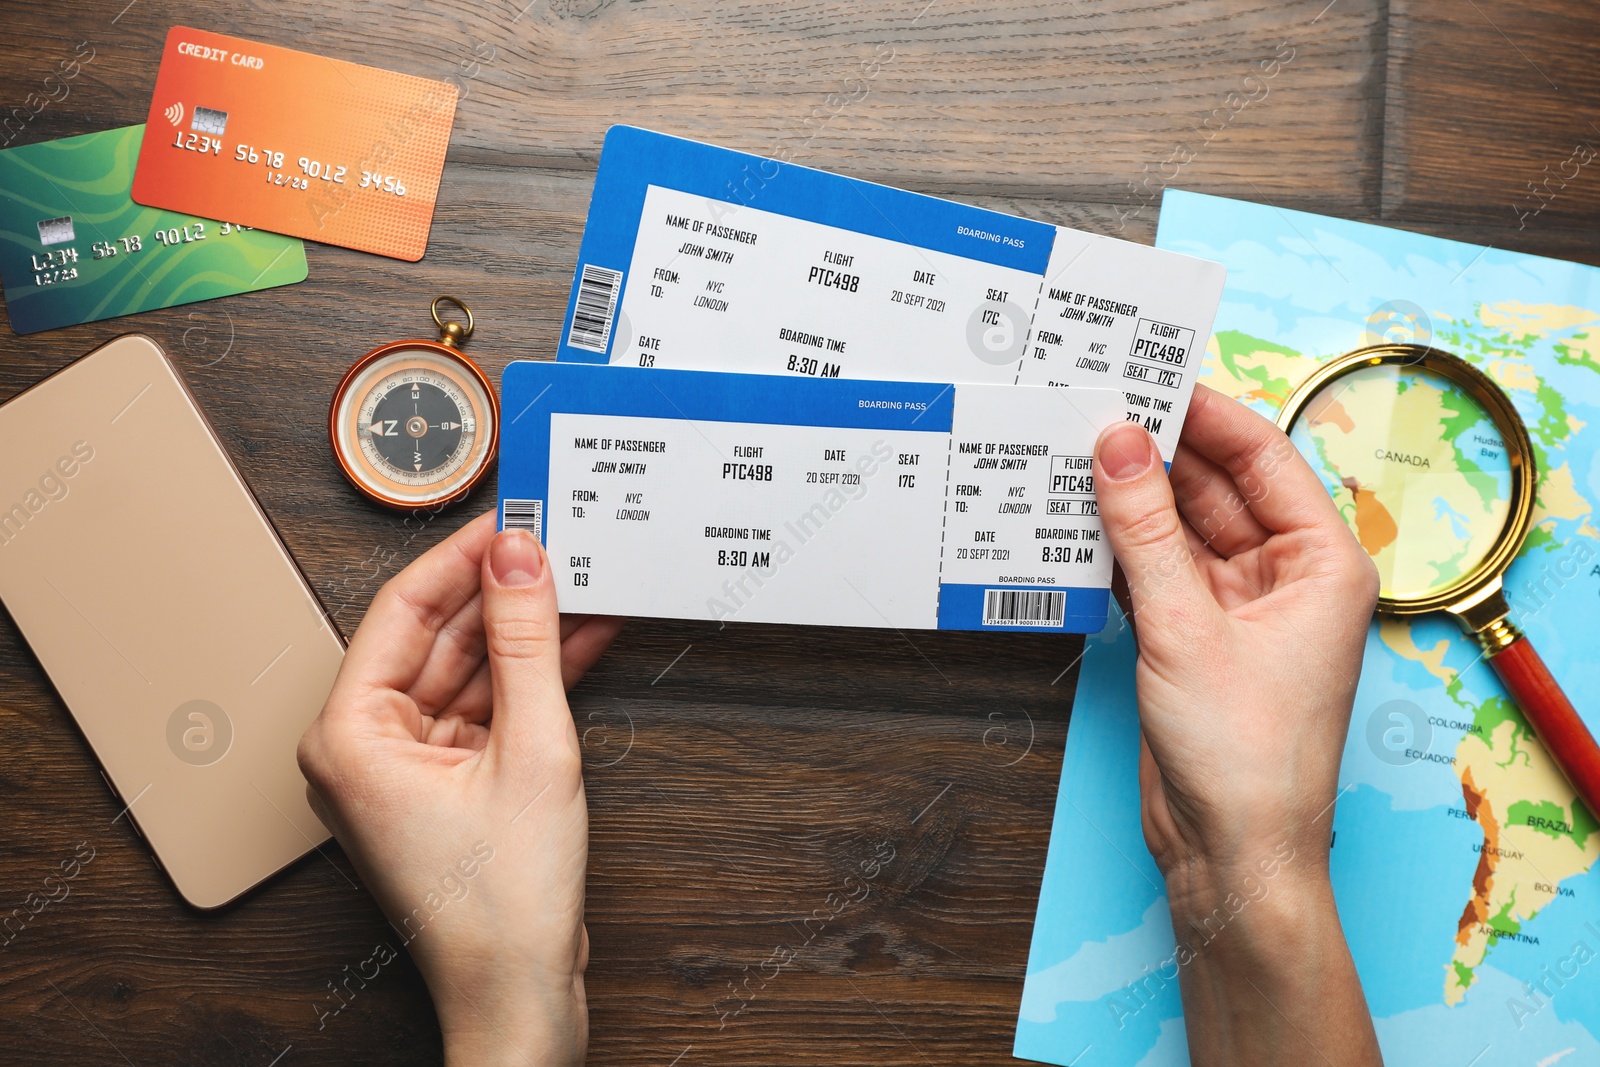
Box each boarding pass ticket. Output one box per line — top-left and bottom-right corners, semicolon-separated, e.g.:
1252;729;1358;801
498;361;1124;633
557;126;1226;459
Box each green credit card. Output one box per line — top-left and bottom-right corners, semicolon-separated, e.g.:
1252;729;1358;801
0;125;308;335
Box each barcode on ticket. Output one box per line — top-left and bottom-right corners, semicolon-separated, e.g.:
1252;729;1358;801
566;264;624;353
502;498;543;539
982;588;1066;628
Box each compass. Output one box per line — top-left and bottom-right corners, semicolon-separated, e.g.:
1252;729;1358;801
329;297;499;511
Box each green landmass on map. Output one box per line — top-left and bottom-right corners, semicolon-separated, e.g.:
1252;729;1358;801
1203;299;1600;1008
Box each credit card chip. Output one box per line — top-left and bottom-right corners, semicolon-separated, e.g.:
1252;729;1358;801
36;216;75;246
191;106;228;136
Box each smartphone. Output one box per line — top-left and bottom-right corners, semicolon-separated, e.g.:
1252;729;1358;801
0;334;344;908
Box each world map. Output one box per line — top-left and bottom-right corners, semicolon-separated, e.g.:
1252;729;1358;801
1287;361;1514;600
1015;190;1600;1066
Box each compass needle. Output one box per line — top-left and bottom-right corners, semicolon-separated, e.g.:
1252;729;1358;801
328;298;498;510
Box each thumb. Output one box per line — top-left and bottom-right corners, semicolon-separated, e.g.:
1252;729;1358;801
481;528;572;762
1093;422;1213;635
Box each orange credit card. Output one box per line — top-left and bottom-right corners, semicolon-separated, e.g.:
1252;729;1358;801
132;27;457;261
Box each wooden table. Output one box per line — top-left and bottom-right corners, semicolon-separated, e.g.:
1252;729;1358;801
2;1;1596;1063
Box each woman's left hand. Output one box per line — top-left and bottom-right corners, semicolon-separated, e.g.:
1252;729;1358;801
297;510;622;1066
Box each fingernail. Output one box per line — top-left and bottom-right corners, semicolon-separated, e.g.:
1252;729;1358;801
1098;423;1154;481
490;529;543;587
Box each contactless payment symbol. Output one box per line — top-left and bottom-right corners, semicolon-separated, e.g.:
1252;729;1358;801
329;297;500;511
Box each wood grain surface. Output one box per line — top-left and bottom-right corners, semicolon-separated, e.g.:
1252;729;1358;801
1;1;1596;1064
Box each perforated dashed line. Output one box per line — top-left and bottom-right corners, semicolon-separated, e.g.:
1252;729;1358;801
1013;280;1047;386
934;435;956;618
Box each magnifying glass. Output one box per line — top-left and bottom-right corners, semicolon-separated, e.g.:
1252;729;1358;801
1276;343;1598;812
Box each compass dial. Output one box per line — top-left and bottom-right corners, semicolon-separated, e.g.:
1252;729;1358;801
331;342;498;510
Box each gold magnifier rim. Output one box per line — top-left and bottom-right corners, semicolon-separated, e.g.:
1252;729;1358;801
1274;343;1537;617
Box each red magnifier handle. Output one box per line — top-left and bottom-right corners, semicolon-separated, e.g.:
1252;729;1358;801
1489;636;1600;817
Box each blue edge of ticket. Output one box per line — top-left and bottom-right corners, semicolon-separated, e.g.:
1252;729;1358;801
498;360;1123;633
553;126;1224;462
499;125;1226;634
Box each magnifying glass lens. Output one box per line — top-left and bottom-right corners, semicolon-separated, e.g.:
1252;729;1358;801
1278;344;1598;821
1284;362;1514;600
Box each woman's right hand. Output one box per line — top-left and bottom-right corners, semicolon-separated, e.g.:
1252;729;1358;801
1092;384;1383;1067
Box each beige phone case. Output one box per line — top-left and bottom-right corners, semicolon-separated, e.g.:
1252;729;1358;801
0;334;344;908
